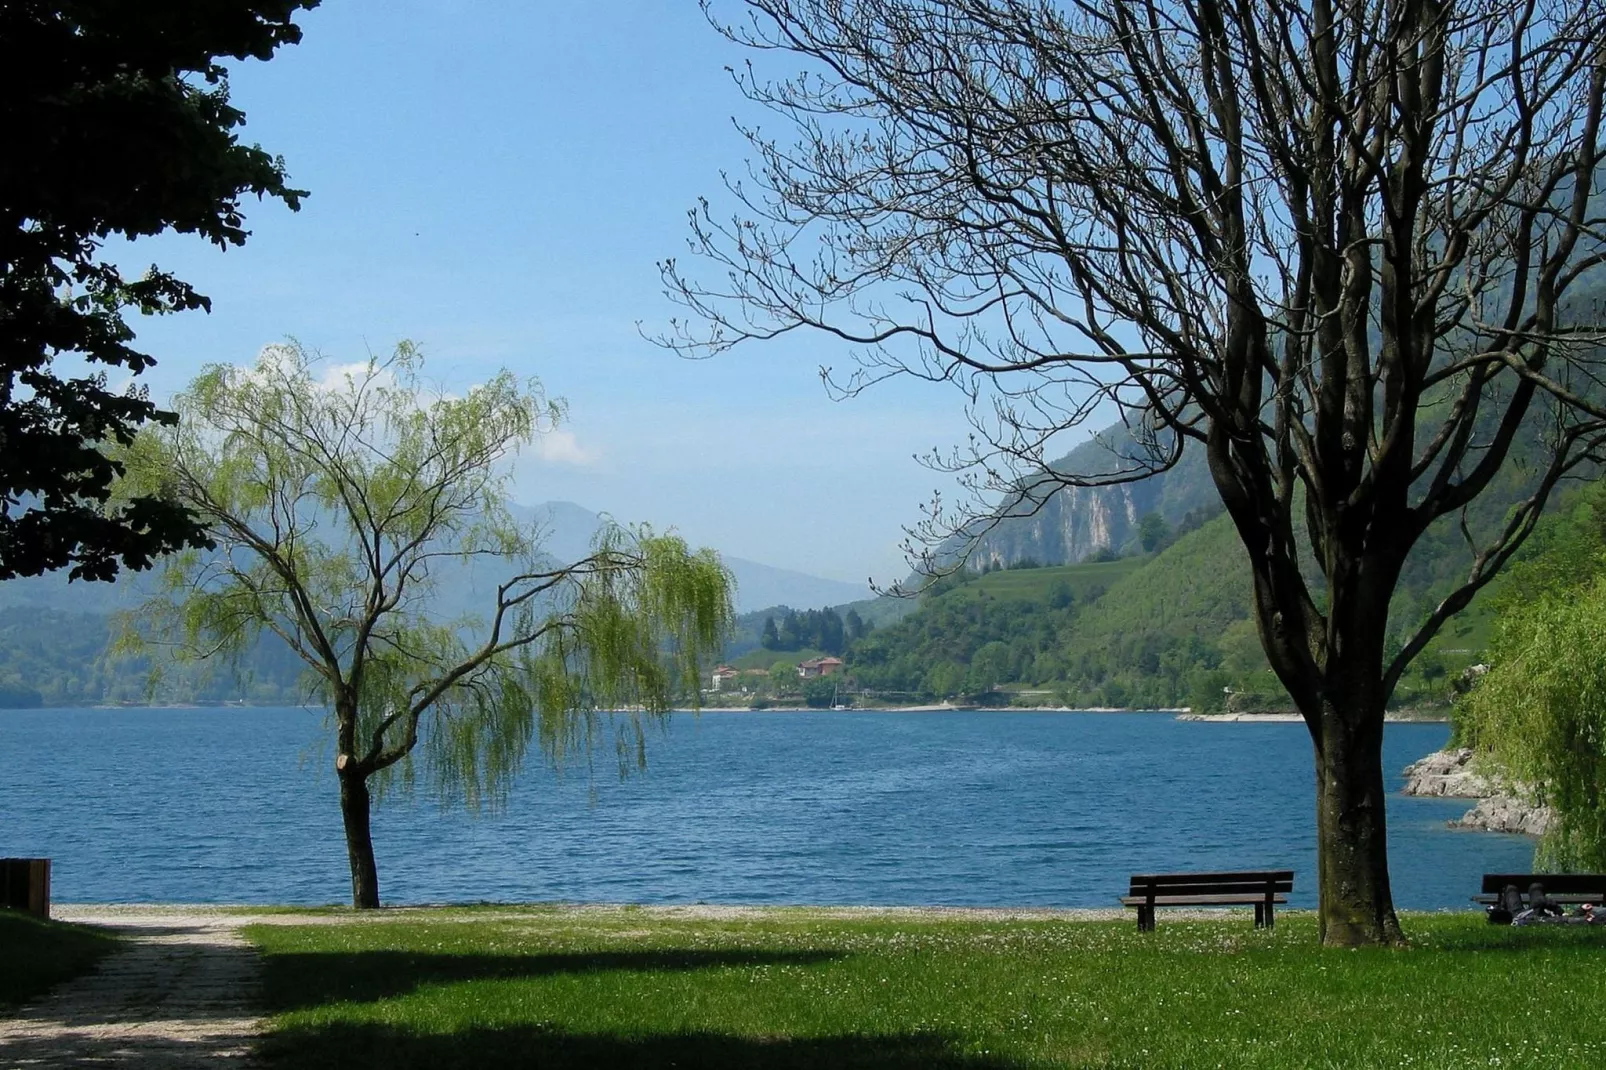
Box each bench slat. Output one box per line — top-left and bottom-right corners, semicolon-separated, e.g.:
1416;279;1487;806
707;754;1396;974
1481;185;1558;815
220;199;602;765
1128;870;1293;884
1127;881;1292;898
1479;873;1606;895
1120;894;1288;907
1472;893;1604;904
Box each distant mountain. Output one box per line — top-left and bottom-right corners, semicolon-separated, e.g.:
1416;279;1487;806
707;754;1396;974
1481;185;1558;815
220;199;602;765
0;500;869;620
513;501;870;614
720;560;869;615
0;562;140;612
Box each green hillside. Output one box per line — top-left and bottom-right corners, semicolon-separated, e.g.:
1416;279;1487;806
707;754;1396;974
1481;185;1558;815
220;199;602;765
0;606;307;707
929;558;1144;603
729;647;830;672
5;480;1595;711
833;485;1575;710
844;555;1150;702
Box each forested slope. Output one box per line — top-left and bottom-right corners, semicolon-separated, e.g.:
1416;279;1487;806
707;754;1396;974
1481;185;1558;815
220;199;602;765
0;607;307;707
821;494;1547;709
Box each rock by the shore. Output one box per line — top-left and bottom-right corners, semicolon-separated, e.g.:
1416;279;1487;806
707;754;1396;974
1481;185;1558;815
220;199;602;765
1449;796;1554;836
1400;747;1553;835
1400;747;1496;797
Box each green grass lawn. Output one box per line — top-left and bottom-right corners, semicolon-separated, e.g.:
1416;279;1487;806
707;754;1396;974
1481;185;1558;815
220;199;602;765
0;909;121;1009
957;559;1146;604
246;908;1606;1069
728;646;829;672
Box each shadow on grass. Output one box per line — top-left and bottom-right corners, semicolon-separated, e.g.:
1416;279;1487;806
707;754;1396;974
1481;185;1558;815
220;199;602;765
1414;922;1606;953
0;910;120;1009
260;1021;1033;1070
262;948;847;1011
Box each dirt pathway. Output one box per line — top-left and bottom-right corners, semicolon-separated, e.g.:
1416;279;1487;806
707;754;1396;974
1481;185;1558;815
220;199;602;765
0;908;266;1068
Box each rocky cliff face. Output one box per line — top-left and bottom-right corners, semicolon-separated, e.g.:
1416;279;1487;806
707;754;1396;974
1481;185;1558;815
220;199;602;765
968;431;1219;566
976;483;1142;566
1400;748;1553;836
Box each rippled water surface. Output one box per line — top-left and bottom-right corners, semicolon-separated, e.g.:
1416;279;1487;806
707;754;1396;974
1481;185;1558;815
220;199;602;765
0;708;1531;908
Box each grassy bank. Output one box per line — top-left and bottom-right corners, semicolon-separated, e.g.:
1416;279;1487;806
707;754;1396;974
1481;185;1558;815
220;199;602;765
247;908;1606;1069
0;909;120;1008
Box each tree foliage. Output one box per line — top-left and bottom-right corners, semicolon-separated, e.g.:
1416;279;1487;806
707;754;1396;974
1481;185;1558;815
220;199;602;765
668;0;1606;946
1458;482;1606;869
759;606;848;653
1137;513;1170;554
0;0;316;581
1460;577;1606;870
116;342;734;906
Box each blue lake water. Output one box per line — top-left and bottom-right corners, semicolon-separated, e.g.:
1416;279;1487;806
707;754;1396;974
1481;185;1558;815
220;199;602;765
0;708;1532;909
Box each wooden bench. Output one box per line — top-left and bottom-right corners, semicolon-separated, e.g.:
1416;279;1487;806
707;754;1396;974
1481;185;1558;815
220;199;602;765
1472;873;1606;917
1121;870;1293;931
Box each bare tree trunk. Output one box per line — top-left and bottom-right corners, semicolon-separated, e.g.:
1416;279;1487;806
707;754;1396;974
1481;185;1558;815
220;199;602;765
338;766;380;910
1310;693;1404;947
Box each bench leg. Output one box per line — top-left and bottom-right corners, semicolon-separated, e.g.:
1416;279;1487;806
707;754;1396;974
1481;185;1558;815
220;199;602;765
1137;905;1154;932
1263;900;1275;929
1254;903;1264;928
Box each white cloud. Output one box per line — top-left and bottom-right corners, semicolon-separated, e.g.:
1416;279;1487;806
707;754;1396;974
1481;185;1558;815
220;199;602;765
315;360;391;393
532;428;594;467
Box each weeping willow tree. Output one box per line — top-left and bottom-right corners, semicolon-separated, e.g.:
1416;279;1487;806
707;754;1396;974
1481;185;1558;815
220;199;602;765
1459;561;1606;871
115;342;733;908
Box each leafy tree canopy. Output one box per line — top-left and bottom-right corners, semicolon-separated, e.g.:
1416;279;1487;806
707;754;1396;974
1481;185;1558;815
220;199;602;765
0;0;316;581
1460;576;1606;870
1458;483;1606;869
115;342;734;907
759;606;848;654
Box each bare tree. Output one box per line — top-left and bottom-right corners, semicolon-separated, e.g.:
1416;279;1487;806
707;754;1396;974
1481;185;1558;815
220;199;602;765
662;0;1606;945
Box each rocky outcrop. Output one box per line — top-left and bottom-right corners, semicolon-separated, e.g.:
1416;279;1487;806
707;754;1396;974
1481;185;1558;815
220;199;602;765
1400;747;1554;836
1449;796;1554;836
1400;748;1498;797
963;430;1220;567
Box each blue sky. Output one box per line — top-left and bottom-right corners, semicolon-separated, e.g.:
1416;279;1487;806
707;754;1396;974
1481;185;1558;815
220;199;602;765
116;0;994;586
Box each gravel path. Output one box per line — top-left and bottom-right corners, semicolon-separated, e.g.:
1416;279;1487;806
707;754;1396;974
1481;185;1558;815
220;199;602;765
0;909;267;1068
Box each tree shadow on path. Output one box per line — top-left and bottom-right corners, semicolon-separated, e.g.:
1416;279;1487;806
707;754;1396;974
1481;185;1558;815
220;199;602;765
0;918;264;1069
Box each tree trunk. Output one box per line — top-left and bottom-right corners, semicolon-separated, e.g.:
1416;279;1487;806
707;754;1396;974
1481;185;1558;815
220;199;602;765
1310;697;1404;947
338;764;380;909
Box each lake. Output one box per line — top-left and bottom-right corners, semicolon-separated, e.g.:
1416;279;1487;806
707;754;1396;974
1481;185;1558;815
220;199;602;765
0;708;1531;909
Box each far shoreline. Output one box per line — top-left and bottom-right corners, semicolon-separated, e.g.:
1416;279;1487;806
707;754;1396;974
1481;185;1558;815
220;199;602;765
697;703;1446;721
7;703;1448;723
699;703;1186;714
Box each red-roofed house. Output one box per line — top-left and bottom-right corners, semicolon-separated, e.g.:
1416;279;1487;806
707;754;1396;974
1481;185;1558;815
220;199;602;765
797;656;844;679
